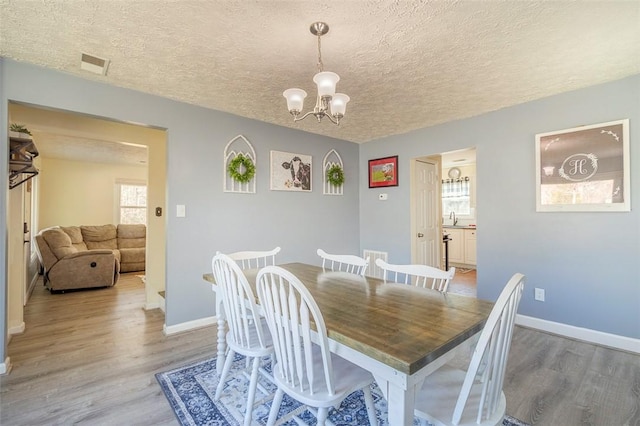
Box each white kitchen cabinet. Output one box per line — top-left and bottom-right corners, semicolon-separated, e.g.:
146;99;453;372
464;229;477;265
443;227;476;267
446;228;464;264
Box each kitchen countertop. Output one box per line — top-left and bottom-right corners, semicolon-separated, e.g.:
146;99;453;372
443;225;477;229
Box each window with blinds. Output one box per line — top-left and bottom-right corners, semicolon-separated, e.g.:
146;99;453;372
442;176;471;216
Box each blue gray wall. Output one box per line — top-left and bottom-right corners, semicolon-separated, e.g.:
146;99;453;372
1;58;638;368
0;59;361;363
360;75;640;339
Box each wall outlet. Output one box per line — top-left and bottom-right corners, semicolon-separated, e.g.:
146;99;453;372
534;288;545;302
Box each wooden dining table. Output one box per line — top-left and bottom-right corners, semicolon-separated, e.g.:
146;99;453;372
203;262;494;426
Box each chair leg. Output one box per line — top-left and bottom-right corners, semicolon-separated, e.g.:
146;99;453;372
316;407;329;425
214;349;236;400
362;385;378;425
267;388;284;426
243;357;261;426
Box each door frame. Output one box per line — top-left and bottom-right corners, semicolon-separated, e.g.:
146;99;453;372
5;102;167;347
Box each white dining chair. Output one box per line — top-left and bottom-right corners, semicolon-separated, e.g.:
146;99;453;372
413;273;525;426
317;248;370;276
375;258;456;292
211;253;275;426
256;266;378;426
226;246;281;270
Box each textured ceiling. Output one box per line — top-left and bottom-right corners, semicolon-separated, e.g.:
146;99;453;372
2;1;639;144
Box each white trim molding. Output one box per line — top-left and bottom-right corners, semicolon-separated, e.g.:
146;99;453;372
144;301;161;311
517;314;640;354
9;321;25;335
163;316;217;336
0;357;12;375
161;313;639;353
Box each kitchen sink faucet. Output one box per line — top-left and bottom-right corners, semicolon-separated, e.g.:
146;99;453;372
449;211;458;226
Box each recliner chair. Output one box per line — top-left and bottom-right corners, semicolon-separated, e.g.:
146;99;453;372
35;227;119;292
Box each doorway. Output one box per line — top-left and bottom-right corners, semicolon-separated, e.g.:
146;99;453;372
441;148;477;292
410;148;477;294
6;102;167;341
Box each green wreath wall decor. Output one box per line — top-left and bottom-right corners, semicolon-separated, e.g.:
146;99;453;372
227;154;256;183
326;164;345;186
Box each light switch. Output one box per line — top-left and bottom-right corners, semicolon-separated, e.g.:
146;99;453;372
378;193;388;201
176;204;186;217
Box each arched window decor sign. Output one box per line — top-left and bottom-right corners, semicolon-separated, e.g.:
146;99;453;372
322;149;344;195
223;135;256;194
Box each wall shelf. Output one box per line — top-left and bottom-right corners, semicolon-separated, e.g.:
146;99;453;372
9;136;39;189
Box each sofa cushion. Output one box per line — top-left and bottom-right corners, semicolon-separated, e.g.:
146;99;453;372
120;247;145;264
61;226;88;251
42;229;77;260
81;225;117;250
117;224;146;249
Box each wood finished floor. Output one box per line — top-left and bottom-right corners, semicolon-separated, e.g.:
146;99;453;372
447;267;477;297
2;272;639;425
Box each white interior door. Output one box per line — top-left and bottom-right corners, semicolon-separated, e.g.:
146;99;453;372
412;159;439;267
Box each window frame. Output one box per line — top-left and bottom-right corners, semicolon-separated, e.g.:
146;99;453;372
115;179;147;225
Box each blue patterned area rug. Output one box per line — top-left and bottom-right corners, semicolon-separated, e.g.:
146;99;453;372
156;354;530;426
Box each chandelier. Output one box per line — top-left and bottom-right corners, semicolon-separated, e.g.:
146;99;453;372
283;22;350;125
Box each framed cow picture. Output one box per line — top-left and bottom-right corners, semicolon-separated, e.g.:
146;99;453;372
270;150;312;192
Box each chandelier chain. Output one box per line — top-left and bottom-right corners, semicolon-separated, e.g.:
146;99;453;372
317;33;323;73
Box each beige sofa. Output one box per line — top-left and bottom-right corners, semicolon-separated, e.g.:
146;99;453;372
35;224;146;291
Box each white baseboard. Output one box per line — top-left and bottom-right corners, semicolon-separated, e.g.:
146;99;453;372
516;314;640;354
9;322;25;335
160;313;639;352
26;272;39;303
144;302;161;311
144;292;163;311
0;357;11;375
163;316;217;336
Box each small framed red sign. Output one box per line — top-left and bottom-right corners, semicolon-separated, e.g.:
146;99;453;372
368;155;398;188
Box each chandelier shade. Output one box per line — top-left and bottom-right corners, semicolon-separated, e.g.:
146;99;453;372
282;88;307;114
330;93;350;117
313;71;340;97
283;22;349;125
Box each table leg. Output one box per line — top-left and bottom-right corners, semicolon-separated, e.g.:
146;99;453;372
386;381;417;426
215;295;226;376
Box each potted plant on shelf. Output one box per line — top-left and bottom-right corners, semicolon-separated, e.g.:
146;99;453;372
9;123;32;139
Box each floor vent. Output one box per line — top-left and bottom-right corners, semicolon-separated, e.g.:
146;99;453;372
363;249;388;279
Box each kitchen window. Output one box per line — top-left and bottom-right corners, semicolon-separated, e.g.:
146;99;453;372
442;176;471;216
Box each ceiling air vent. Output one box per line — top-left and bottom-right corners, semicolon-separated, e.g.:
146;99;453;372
80;53;110;76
